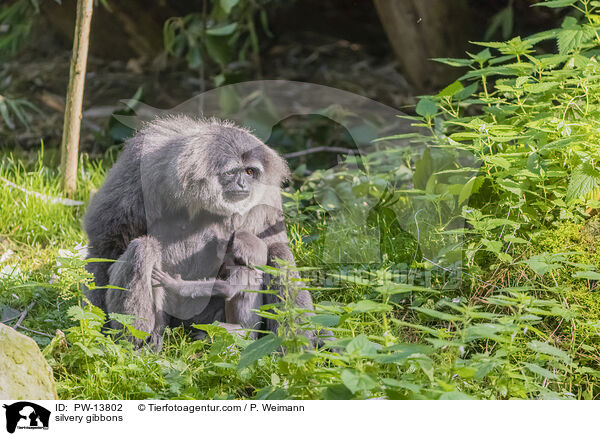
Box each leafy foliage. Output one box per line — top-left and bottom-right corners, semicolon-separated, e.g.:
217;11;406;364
1;0;600;400
163;0;275;84
0;0;38;57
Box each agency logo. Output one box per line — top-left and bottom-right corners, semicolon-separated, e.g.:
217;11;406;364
2;402;50;434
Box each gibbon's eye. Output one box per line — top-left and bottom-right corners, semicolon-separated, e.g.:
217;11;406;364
245;167;255;176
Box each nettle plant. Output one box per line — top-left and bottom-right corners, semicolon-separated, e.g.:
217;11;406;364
354;0;600;399
34;0;600;400
414;0;600;241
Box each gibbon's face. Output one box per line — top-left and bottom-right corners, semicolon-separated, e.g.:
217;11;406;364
168;121;287;218
218;159;264;203
208;144;271;217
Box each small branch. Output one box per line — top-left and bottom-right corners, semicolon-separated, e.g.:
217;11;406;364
1;314;19;324
13;301;35;330
283;146;358;159
0;176;84;206
14;325;54;338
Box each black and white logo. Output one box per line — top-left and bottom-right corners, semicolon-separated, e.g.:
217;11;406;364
2;402;50;434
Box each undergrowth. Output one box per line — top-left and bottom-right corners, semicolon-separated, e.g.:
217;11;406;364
1;0;599;400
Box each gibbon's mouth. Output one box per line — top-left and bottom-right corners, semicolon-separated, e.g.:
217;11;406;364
224;190;250;202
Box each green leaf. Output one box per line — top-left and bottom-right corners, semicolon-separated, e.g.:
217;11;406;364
464;323;511;342
438;391;474;400
260;9;273;38
455;367;477;379
521;253;563;276
557;17;595;54
455;82;479;100
523;81;559;93
433;57;472;67
414;355;434;382
322;384;354;400
415;97;438;117
74;342;101;357
375;344;431;363
566;163;600;202
468;48;492;64
413;147;432;190
186;44;202;69
0;305;19;323
438;81;463;97
523;363;559;380
347;300;392;313
205;35;233;65
219;0;239;14
384;343;433;354
254;386;290;400
127;325;150;340
497;179;523;196
191;323;230;337
532;0;577;8
382;378;422;393
527;340;572;364
108;313;150;339
346;334;379;357
572;270;600;280
484;155;512;170
485;5;513;40
237;334;282;370
459;176;483;205
340;369;377;393
527;152;547;176
310;314;340;327
504;235;528;244
69;306;103;322
206;22;238;36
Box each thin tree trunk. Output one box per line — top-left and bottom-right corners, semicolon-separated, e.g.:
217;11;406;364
60;0;93;196
374;0;472;92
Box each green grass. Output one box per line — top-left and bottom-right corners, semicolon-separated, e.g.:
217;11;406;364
2;0;600;399
0;148;597;400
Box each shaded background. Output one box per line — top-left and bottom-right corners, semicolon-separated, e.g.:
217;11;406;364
0;0;564;158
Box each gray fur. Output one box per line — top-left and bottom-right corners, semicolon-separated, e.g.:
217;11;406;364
84;116;323;349
222;231;268;339
106;236;167;347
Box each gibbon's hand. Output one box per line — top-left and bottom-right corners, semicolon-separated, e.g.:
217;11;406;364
152;268;238;300
151;268;183;294
213;279;239;301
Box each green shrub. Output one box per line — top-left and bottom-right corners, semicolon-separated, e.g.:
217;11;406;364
2;0;600;399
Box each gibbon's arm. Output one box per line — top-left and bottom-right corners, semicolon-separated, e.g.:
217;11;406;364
151;269;236;300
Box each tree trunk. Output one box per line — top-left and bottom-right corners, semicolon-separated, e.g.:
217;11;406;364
374;0;473;92
60;0;94;196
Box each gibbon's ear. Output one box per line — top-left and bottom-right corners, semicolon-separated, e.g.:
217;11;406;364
265;146;290;187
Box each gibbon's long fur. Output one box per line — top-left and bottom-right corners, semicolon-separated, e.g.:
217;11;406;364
84;116;318;348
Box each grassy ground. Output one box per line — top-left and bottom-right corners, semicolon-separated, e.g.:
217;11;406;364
0;147;598;400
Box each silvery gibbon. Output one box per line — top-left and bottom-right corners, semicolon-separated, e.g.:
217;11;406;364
84;116;329;349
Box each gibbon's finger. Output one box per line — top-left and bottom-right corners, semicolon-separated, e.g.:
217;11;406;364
151;270;161;281
151;271;169;287
152;269;168;281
